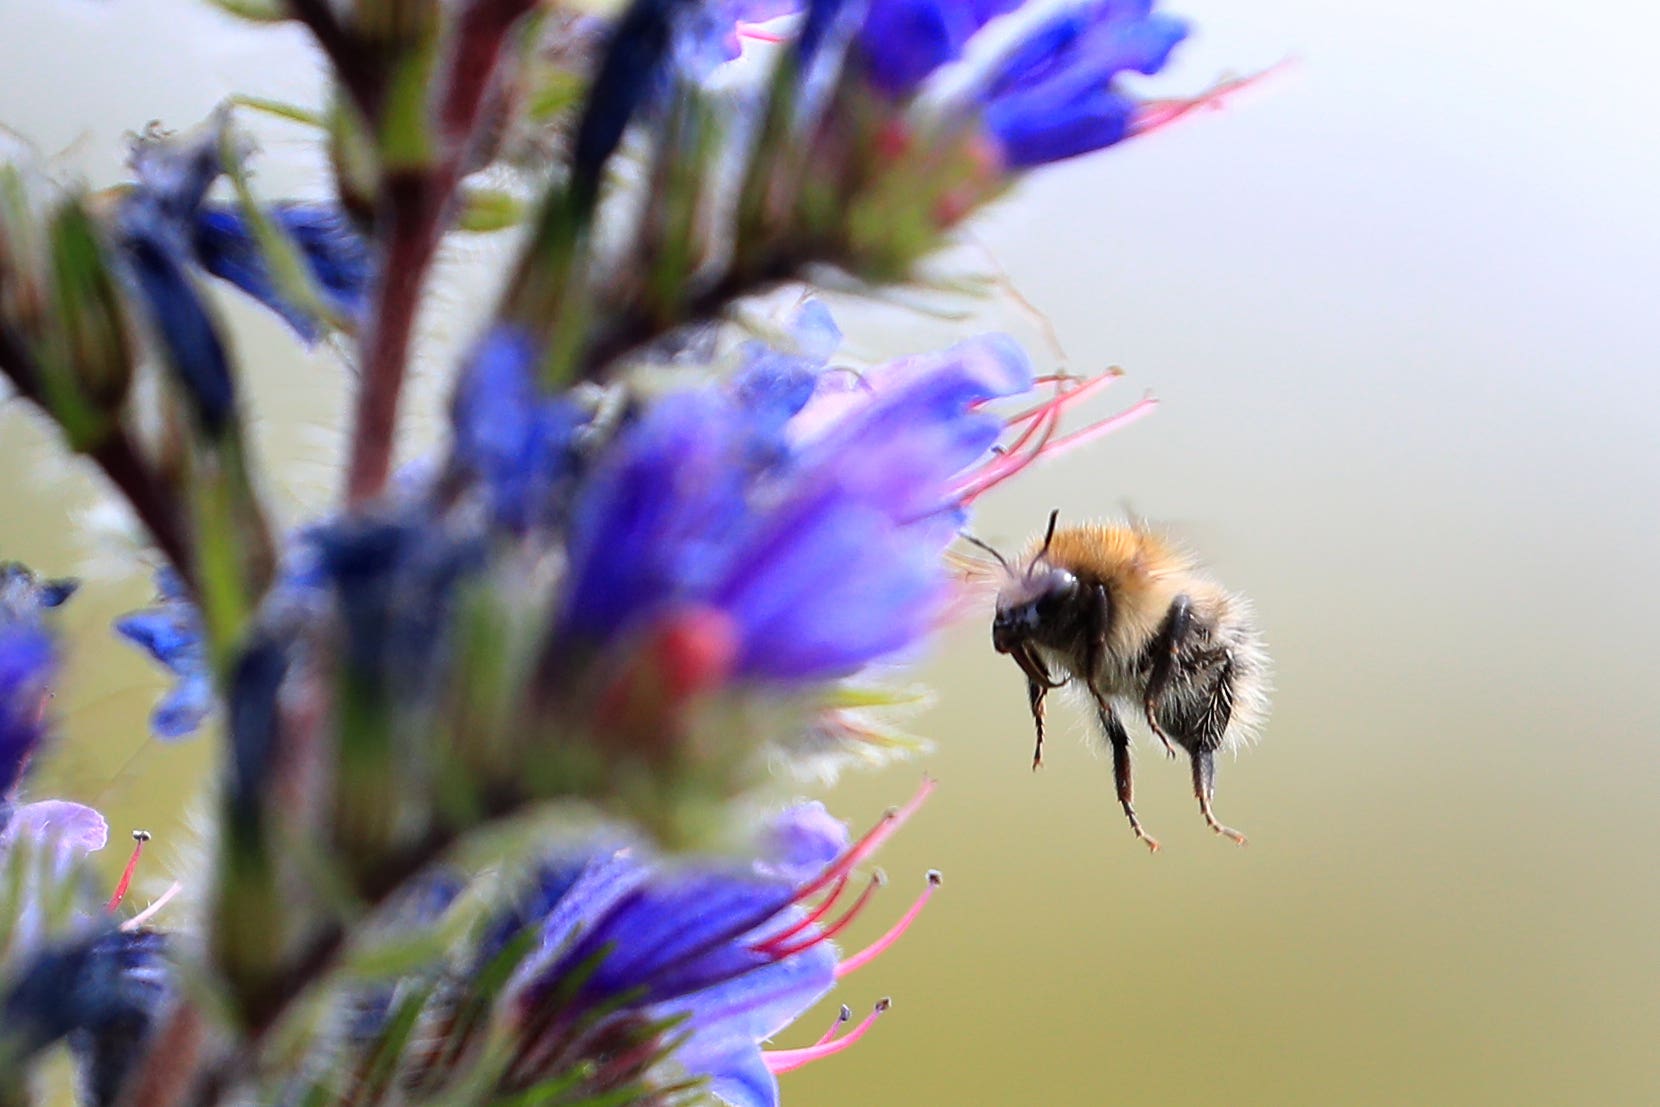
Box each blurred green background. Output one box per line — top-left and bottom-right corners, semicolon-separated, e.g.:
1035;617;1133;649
3;0;1658;1104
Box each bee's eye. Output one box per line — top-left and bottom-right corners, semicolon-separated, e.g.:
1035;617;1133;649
1033;570;1077;619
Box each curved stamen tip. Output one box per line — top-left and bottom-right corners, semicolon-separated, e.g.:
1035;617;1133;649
874;996;893;1013
926;869;943;887
132;829;152;842
793;776;936;902
872;867;888;887
838;1004;852;1022
836;868;943;979
764;995;892;1075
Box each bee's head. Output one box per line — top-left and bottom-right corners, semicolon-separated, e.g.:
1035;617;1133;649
992;564;1081;654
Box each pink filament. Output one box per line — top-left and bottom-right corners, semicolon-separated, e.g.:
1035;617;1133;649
1019;393;1159;468
812;1006;852;1048
764;1001;891;1075
791;775;935;903
736;22;786;43
106;831;149;913
836;875;940;979
120;880;183;931
1132;63;1290;138
764;872;883;958
763;873;850;949
956;381;1158;505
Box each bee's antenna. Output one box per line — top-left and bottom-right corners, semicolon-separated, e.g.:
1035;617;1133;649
1026;509;1061;579
959;532;1013;573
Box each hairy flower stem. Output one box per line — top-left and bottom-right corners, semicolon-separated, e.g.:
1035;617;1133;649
344;171;440;505
340;0;536;505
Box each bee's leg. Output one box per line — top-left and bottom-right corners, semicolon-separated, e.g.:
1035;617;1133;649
1011;645;1061;770
1142;594;1194;760
1027;673;1048;771
1097;699;1159;853
1189;656;1245;844
1191;749;1247;846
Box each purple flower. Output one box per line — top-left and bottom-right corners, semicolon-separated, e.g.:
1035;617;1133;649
504;784;939;1107
450;328;588;533
556;333;1031;683
192;202;369;344
1;563;77;800
853;0;1020;98
0;618;54;800
1;929;172;1103
119;122;369;407
975;0;1189;167
114;570;211;740
117;196;237;434
0;564;109;939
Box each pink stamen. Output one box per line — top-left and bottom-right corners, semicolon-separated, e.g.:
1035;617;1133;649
1017;394;1158;469
764;998;891;1075
764;871;885;959
955;379;1158;505
762;872;850;949
954;410;1059;504
997;370;1119;429
836;871;942;979
1132;63;1292;138
791;775;935;903
813;1005;853;1048
120;880;183;931
735;22;786;43
106;829;151;913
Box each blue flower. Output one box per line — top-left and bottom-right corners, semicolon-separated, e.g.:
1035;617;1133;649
501;791;938;1107
192;202;369;343
450;328;588;533
0;563;76;800
853;0;1020;98
0;929;172;1102
557;333;1031;683
114;570;212;740
975;0;1189;167
0;618;55;801
118;122;370;401
117;197;237;435
0;565;109;948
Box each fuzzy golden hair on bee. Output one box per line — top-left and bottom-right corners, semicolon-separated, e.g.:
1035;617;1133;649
982;509;1271;853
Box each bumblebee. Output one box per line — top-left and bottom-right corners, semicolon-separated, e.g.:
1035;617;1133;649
979;512;1269;852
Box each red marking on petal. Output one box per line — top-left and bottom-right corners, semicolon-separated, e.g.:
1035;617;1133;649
876;121;912;161
736;22;786;43
764;998;891;1075
652;607;739;702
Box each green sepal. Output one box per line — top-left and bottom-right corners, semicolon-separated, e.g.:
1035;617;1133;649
459;187;529;233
